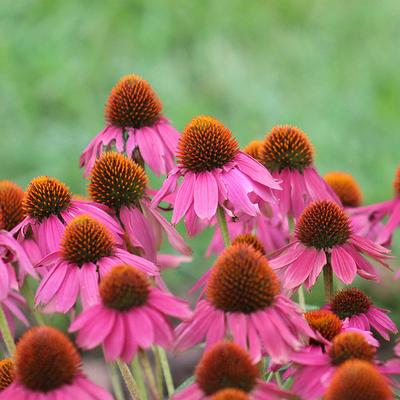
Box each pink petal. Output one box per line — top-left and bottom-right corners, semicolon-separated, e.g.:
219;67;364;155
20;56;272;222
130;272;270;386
193;172;218;220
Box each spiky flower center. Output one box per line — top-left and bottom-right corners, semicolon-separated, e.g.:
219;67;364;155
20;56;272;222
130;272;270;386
61;215;114;266
104;74;162;129
0;359;14;391
330;288;371;319
324;360;393;400
0;181;24;231
329;332;376;366
231;234;265;255
15;326;81;392
260;125;314;172
100;265;150;311
89;152;148;210
243;140;263;163
393;167;400;197
324;172;363;207
23;176;71;221
207;244;280;314
212;388;250;400
177;116;239;172
296;200;351;249
305;310;342;342
196;342;259;396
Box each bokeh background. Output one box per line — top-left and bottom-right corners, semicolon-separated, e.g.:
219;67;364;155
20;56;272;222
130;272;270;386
1;0;400;386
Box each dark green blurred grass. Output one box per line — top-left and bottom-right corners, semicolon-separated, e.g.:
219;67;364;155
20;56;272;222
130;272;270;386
1;1;399;321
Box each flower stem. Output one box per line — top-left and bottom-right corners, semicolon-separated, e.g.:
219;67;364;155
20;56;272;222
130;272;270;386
131;356;147;400
274;371;283;387
139;350;160;399
0;305;16;355
21;278;45;325
323;263;334;303
152;347;163;396
298;285;306;311
156;346;175;397
109;363;124;400
116;359;141;400
216;206;230;247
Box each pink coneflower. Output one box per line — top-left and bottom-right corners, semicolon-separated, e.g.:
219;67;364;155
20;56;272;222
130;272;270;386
0;358;14;391
88;151;191;262
70;264;191;362
0;231;36;300
324;359;394;400
258;125;340;217
173;342;291;400
35;215;158;313
349;166;400;247
327;288;397;340
152;116;281;236
12;176;122;255
0;181;24;232
1;291;29;336
289;331;382;400
175;244;314;363
269;200;391;289
0;326;112;400
80;74;179;177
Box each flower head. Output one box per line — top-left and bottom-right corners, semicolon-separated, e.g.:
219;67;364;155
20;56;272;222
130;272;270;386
243;140;263;163
70;264;191;362
0;181;24;231
231;234;265;255
211;389;250;400
324;360;393;400
1;326;112;399
324;171;363;207
305;309;342;343
0;359;14;391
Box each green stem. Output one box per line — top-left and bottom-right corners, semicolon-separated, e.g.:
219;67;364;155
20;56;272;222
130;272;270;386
323;263;334;303
216;206;230;247
0;305;16;355
298;285;306;311
156;346;175;397
116;359;141;400
131;356;147;400
275;371;283;387
153;347;163;396
21;278;45;325
109;363;124;400
139;350;160;399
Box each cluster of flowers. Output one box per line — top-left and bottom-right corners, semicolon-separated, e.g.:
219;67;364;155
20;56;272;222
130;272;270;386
0;74;399;400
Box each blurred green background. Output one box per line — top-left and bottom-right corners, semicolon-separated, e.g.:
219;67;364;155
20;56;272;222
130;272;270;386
1;1;399;323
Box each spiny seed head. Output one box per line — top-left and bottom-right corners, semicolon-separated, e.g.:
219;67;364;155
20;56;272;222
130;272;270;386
195;342;259;396
324;172;363;207
243;140;263;163
104;74;162;129
0;359;14;390
100;265;150;311
211;388;250;400
260;125;314;172
89;152;148;210
207;244;280;314
61;215;114;266
393;167;400;196
0;181;24;231
15;326;81;392
177;116;239;173
329;332;376;366
231;234;265;255
304;310;342;342
324;360;393;400
330;288;372;320
296;200;351;249
23;176;71;221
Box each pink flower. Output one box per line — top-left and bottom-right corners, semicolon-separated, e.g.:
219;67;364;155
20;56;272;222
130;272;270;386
173;342;292;400
12;176;122;255
289;331;382;400
80;75;179;177
327;287;398;340
258;125;340;217
1;290;29;336
35;215;158;313
70;264;191;362
88;151;191;263
349;166;400;246
270;200;391;290
152;116;281;236
175;244;314;364
0;326;112;400
0;231;37;300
